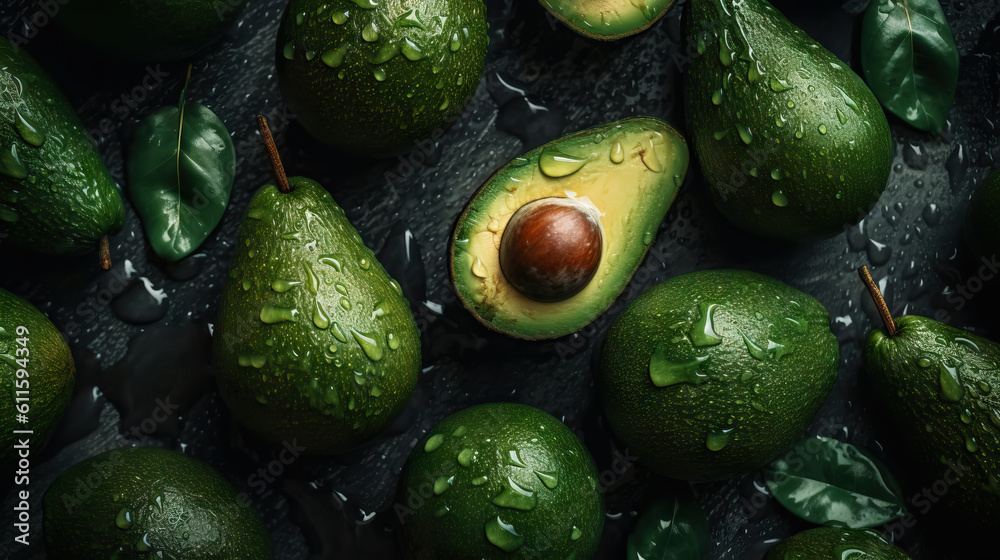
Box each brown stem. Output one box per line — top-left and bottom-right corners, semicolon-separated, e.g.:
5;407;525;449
99;235;111;271
858;265;896;336
256;115;291;194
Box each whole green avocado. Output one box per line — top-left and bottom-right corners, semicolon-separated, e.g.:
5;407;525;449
0;40;124;258
55;0;248;62
43;447;272;558
275;0;489;154
598;269;839;481
0;288;75;464
762;527;911;559
684;0;892;240
214;177;421;455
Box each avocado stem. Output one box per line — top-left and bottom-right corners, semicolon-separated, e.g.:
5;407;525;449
858;265;896;337
99;235;111;271
256;115;291;194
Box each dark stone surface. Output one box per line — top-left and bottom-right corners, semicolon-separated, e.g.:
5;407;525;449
2;0;1000;558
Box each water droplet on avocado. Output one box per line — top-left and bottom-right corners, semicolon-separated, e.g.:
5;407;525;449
283;42;296;60
706;428;735;451
313;301;330;329
331;322;348;343
0;205;19;223
331;10;348;24
397;8;426;29
260;304;297;324
712;89;723;105
506;449;529;468
939;363;965;401
238;354;267;368
351;329;383;362
471;258;488;278
966;437;979;452
373;67;387;81
359;258;371;270
1;144;27;179
424;434;444;452
742;333;767;360
434;475;454;495
837;108;848;125
450;32;462;51
960;410;973;424
818;124;828;134
642;231;654;245
539;146;589;177
472;476;488;486
769;77;791;92
362;22;379;42
979;381;991;394
736;124;753;145
772;190;789;207
691;302;723;346
492;477;536;510
271;279;301;293
571;526;582;540
387;332;399;349
457;448;474;467
115;508;133;529
918;357;932;368
649;349;710;387
339;297;352;311
485;516;524;552
135;533;152;552
14;109;44;146
640;136;663;172
610;142;625;163
400;38;424;60
322;44;349;68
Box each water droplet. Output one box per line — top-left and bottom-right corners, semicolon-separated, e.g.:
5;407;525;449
771;168;784;180
979;381;991;394
640;136;663;172
712;89;723;105
492;477;537;510
966;436;979;453
434;504;450;518
772;190;789;207
918;357;932;368
642;231;654;245
340;297;352;311
457;448;474;467
260;304;297;324
923;203;941;227
539;146;589;177
238;353;267;368
400;38;424;60
960;410;973;424
837;108;848;125
769;77;791;92
649;347;710;387
736;124;753;145
691;302;723;346
939;363;965;402
295;11;306;24
331;322;348;343
386;332;400;350
283;42;295;60
373;67;387;81
742;333;767;360
471;258;488;278
115;508;133;529
319;255;343;273
434;475;454;495
818;124;828;134
571;526;582;540
360;258;371;270
424;434;444;452
472;476;488;486
0;205;19;223
0;144;28;179
506;449;528;468
271;279;301;293
706;428;735;451
313;301;330;329
535;471;557;489
331;10;348;24
351;329;383;362
610;142;624;163
787;100;796;109
14;109;44;146
713;130;728;141
322;44;349;68
450;32;462;51
362;22;379;42
485;516;524;552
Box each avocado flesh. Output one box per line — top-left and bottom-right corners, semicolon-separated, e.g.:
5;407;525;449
684;0;891;240
450;117;689;340
276;0;489;154
539;0;678;40
762;527;911;559
598;269;839;481
865;315;1000;528
213;177;420;455
0;288;75;464
43;447;272;558
0;41;124;256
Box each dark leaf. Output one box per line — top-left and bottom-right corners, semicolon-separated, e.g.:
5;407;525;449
763;436;906;528
626;492;709;560
127;74;235;262
861;0;959;133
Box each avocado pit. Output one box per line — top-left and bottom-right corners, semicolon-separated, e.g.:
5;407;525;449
499;197;603;302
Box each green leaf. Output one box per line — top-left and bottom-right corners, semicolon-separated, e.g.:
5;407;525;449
763;436;906;528
127;75;235;262
861;0;959;133
626;492;708;560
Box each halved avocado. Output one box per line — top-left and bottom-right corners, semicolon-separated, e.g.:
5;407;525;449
450;117;689;340
539;0;678;40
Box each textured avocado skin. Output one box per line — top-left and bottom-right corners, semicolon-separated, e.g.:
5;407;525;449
275;0;488;155
539;0;677;40
0;40;124;256
214;178;420;455
56;0;248;62
0;288;74;464
684;0;891;240
967;169;1000;259
598;269;839;481
762;527;911;559
865;315;1000;528
43;447;272;559
397;403;604;559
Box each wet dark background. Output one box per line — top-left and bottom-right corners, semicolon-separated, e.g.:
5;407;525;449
2;0;1000;558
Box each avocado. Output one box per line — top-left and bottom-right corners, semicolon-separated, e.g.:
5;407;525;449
56;0;248;62
0;288;74;464
276;0;489;154
0;40;124;260
214;127;420;454
598;269;839;481
864;313;1000;527
684;0;892;240
397;403;604;559
539;0;678;40
450;117;689;340
967;169;1000;259
43;446;271;558
762;527;911;560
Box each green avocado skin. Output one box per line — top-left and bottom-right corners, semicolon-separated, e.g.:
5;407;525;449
684;0;892;240
43;447;272;559
865;315;1000;528
762;528;911;559
967;169;1000;259
56;0;248;62
214;178;420;455
598;269;839;481
0;288;74;464
0;41;124;256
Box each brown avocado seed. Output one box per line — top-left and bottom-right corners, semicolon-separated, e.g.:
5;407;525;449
499;197;604;302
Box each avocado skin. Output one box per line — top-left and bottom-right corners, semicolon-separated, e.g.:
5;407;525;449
865;315;1000;528
967;169;1000;259
56;0;247;62
762;527;911;559
275;0;488;155
684;0;891;240
398;403;604;560
598;269;839;481
0;41;124;256
214;178;420;455
539;0;677;40
43;447;272;558
0;288;74;464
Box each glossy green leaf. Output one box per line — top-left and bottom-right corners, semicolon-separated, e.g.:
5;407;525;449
763;436;906;528
127;78;235;262
861;0;959;133
626;492;708;560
